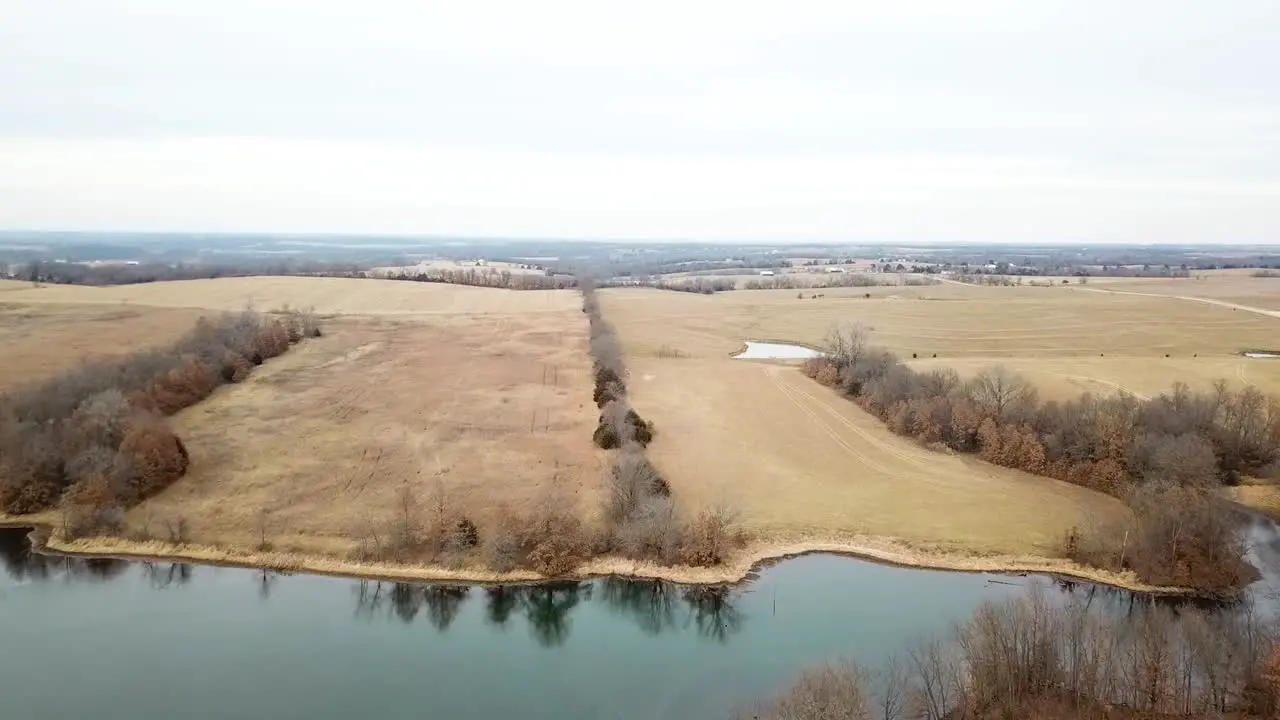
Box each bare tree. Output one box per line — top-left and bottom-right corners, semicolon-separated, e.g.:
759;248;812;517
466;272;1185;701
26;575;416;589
907;636;961;720
825;322;869;372
967;365;1037;423
875;653;907;720
738;660;871;720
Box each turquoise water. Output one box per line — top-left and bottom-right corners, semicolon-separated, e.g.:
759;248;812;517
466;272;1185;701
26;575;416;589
1;524;1274;719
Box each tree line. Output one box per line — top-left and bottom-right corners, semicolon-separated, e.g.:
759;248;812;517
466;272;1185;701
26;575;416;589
21;260;367;286
376;266;577;290
350;282;735;578
603;273;938;294
0;309;321;536
581;279;736;568
740;585;1280;719
803;323;1280;593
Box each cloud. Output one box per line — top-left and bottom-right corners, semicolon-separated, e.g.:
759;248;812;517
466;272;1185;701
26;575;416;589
0;0;1277;241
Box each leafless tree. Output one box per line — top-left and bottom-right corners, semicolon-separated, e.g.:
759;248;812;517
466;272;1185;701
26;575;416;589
967;365;1037;423
737;660;871;720
874;653;907;720
826;322;870;371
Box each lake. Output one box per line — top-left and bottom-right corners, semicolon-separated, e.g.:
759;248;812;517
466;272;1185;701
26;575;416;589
3;520;1278;719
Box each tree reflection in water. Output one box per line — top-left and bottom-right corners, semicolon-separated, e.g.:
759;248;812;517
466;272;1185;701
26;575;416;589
352;580;472;631
348;575;742;645
682;586;743;643
484;586;521;628
0;527;127;584
599;578;679;635
141;561;193;589
522;581;591;648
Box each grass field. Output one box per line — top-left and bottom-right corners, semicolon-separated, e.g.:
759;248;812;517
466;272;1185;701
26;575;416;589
0;276;574;314
0;301;210;391
144;310;600;557
600;278;1280;558
0;277;599;560
5;271;1280;583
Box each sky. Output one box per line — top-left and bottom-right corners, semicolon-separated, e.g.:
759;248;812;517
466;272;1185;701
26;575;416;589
1;0;1278;243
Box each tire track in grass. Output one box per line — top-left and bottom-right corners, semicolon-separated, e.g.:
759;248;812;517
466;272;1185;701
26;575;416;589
774;368;935;472
762;364;895;476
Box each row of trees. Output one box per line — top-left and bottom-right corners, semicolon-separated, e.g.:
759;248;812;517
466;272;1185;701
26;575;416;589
804;323;1279;591
357;280;735;577
741;274;937;290
0;309;321;531
580;279;736;569
741;587;1279;719
378;266;576;290
23;260;366;286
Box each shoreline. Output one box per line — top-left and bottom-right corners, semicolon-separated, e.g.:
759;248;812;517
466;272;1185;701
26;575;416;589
1;519;1208;596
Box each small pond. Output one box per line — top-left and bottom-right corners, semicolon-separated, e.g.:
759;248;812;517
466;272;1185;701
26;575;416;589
2;519;1279;719
733;342;825;360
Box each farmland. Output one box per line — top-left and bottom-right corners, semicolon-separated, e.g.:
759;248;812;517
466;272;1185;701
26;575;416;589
0;277;599;570
3;268;1279;585
599;275;1280;563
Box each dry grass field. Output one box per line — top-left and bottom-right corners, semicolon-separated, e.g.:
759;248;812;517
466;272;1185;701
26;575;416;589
600;278;1280;557
141;310;600;557
6;270;1280;581
0;275;573;314
1103;269;1280;312
0;301;209;391
0;276;599;560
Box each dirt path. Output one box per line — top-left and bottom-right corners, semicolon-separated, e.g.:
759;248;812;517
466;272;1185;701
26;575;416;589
1080;287;1280;321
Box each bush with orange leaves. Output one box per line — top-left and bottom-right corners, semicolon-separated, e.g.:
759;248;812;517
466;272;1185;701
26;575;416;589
0;308;321;516
117;420;190;501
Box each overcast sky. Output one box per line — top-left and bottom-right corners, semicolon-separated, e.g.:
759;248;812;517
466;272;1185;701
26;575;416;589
1;0;1277;243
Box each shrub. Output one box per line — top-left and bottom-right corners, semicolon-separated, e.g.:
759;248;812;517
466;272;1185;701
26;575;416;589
681;506;736;566
483;514;524;573
117;421;190;500
523;507;588;577
604;451;669;522
0;309;320;514
736;661;870;720
60;476;122;540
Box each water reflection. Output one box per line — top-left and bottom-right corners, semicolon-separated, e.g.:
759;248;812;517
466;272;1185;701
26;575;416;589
598;579;743;642
141;561;193;589
2;520;1275;647
352;581;472;632
484;586;521;628
684;586;743;642
0;526;127;584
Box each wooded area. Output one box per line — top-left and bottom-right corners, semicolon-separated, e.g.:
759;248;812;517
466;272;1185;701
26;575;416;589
803;323;1280;592
0;309;321;534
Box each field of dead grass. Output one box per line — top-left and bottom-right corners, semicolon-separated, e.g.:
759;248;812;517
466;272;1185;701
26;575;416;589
1103;269;1280;312
7;272;1280;585
600;279;1280;558
0;275;580;315
0;301;210;391
1;277;599;564
129;307;600;558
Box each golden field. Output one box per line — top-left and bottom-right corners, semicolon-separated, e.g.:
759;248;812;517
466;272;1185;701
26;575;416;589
599;273;1280;558
3;270;1279;585
0;277;600;560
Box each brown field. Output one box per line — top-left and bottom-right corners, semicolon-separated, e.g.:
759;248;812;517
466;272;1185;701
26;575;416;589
0;275;574;314
1102;269;1280;311
600;278;1280;557
0;301;210;391
142;310;600;557
0;277;599;561
5;270;1280;585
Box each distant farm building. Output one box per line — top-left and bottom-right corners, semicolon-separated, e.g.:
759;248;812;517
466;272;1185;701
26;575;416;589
759;270;775;276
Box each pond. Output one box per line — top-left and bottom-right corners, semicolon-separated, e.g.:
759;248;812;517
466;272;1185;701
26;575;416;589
733;341;825;360
2;521;1278;719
